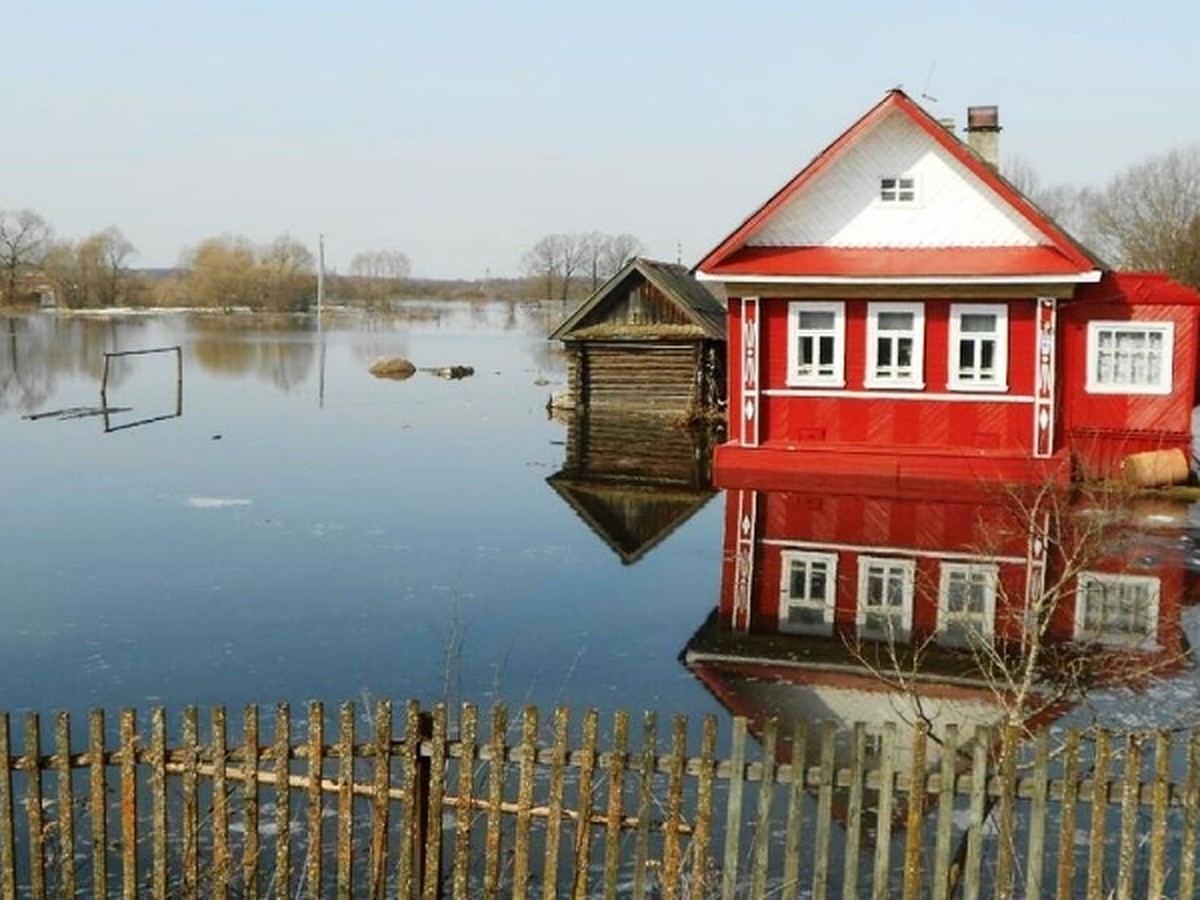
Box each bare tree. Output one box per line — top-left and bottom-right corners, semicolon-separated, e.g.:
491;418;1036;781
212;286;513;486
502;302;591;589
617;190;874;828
347;249;411;307
1002;155;1092;252
1083;143;1200;286
522;231;643;300
0;208;52;303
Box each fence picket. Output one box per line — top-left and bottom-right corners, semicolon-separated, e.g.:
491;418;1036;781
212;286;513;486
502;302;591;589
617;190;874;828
212;706;230;898
779;719;806;900
305;702;324;898
932;723;958;900
962;724;990;900
24;713;44;900
117;710;135;900
1024;727;1050;900
149;709;167;899
180;706;199;900
602;710;629;900
241;705;260;900
811;721;836;900
512;707;537;900
693;715;718;899
871;721;898;900
1054;728;1081;900
842;723;866;900
1085;730;1112;899
335;702;354;900
88;709;107;900
1147;730;1169;900
451;704;475;900
720;716;747;900
53;711;75;900
272;703;291;899
661;714;687;900
901;721;928;900
570;709;598;900
1116;733;1141;900
484;703;507;900
368;700;392;900
749;717;777;900
633;711;657;900
541;707;569;896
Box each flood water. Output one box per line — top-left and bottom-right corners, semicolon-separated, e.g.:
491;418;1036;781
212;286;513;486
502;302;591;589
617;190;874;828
0;303;725;723
2;303;1198;739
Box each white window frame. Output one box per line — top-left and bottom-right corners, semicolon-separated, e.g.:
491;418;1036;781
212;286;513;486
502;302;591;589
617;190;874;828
1085;321;1174;395
865;302;924;389
856;556;914;642
1074;572;1161;647
948;304;1008;392
787;301;845;387
778;550;838;636
936;562;998;648
879;175;918;204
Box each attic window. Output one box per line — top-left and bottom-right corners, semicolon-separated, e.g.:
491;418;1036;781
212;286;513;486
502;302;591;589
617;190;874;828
880;176;916;203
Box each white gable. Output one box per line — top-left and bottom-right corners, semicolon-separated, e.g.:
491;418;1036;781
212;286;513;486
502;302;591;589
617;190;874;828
748;108;1046;249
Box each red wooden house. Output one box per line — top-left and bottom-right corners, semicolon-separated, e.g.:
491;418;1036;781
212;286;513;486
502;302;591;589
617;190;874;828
695;89;1200;483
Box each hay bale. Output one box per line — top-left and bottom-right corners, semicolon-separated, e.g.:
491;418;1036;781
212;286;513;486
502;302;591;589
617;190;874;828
369;357;416;380
1121;448;1190;487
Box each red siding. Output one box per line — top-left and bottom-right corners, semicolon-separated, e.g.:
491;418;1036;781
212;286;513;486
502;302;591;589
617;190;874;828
1058;300;1199;479
745;297;1040;456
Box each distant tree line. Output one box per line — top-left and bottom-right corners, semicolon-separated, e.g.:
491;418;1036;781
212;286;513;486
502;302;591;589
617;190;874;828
520;231;646;301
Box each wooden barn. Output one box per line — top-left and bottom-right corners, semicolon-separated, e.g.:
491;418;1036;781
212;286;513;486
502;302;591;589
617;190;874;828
550;257;726;417
693;89;1200;484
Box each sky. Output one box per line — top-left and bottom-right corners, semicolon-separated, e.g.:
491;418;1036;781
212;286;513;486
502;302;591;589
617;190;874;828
3;1;1198;280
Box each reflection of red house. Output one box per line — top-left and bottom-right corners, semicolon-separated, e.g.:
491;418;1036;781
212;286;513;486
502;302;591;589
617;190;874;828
695;89;1200;483
682;477;1195;789
700;476;1191;685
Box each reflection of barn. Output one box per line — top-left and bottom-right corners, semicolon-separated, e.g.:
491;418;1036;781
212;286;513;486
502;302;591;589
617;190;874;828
550;257;726;417
547;409;716;564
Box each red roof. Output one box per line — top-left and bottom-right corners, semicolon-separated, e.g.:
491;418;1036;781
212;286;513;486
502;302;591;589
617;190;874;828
708;245;1090;279
1074;271;1200;306
696;89;1099;280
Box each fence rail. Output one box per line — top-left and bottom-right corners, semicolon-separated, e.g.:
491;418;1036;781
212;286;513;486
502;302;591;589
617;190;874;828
0;700;1198;899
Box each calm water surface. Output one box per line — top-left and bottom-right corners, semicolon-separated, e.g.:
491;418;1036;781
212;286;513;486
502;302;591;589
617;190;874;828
0;303;725;722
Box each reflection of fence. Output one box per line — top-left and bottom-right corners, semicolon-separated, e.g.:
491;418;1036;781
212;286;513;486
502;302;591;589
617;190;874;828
100;345;183;432
0;701;1197;899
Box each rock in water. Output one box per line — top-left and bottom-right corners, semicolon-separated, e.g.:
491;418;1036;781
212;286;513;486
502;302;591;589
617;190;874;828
369;357;417;380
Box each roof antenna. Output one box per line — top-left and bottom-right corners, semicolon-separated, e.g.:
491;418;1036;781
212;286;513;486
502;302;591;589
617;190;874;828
676;240;682;266
920;61;938;104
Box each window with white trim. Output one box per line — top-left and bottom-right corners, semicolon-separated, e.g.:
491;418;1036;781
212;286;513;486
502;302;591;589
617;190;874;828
857;556;914;642
779;550;838;635
1075;572;1160;647
879;176;916;203
937;562;998;648
1086;322;1173;394
949;304;1008;391
787;302;845;387
866;303;924;388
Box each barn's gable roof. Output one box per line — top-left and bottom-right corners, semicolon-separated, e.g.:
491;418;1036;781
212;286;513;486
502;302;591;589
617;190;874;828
696;89;1102;284
550;257;726;341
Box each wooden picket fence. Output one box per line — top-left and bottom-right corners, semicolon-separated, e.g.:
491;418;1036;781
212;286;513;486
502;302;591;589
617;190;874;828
1;700;1198;899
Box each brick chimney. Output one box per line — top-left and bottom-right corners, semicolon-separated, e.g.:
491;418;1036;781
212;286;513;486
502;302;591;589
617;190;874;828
966;105;1001;169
